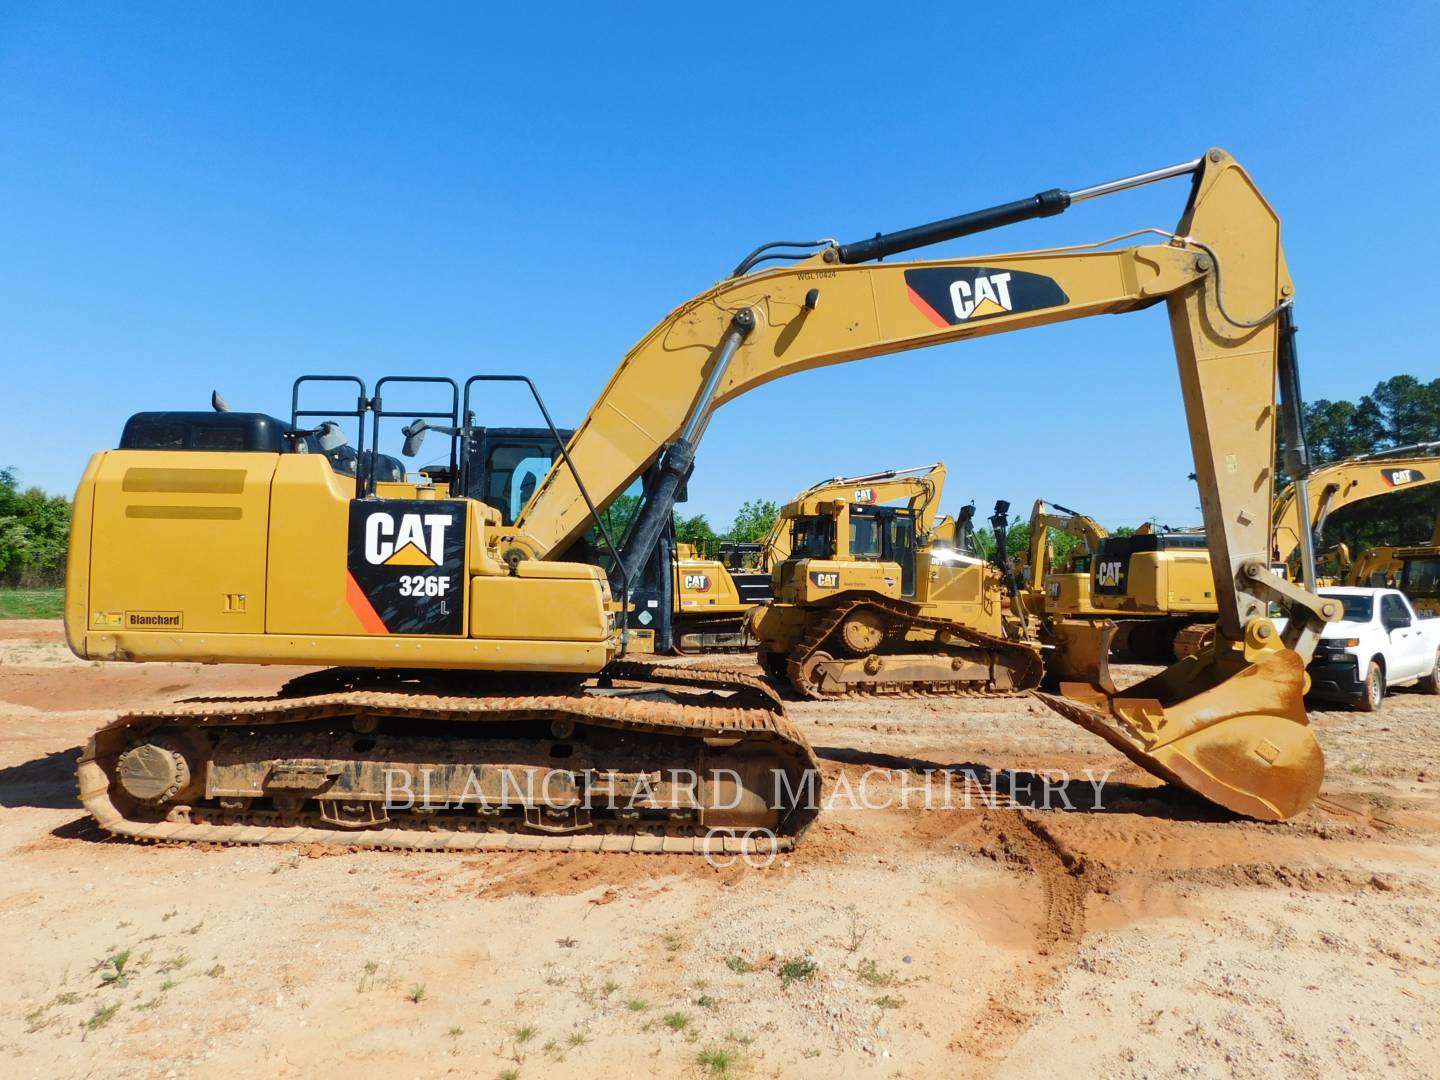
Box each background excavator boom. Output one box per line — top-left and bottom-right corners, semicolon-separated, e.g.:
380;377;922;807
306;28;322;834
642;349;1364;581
1271;442;1440;567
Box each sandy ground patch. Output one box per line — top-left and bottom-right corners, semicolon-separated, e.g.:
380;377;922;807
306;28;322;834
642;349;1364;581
1;626;1437;1078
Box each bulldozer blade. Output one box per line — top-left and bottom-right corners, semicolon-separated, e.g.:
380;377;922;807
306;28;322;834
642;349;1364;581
1035;648;1323;822
1043;618;1117;696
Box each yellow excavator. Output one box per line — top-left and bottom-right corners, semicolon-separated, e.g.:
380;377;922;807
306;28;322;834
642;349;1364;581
747;465;1028;696
1272;442;1440;570
1348;512;1440;614
65;148;1338;849
1020;499;1108;626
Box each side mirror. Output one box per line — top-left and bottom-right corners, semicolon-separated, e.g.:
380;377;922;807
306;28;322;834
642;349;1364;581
401;419;428;458
315;421;347;452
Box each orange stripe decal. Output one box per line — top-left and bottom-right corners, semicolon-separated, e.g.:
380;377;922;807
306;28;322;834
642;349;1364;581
346;571;389;634
907;285;949;328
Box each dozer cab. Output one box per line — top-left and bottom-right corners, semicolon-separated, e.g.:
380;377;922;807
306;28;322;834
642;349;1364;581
67;148;1339;847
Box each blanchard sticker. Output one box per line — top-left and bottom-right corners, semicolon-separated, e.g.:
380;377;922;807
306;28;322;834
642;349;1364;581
125;611;183;629
809;571;840;589
347;500;466;635
904;267;1068;327
1384;467;1425;487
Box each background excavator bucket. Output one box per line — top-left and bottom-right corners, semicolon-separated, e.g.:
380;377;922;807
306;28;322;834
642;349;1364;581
1036;648;1323;821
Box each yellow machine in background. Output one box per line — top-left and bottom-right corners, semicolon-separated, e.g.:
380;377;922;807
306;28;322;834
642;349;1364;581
1021;499;1107;621
1031;445;1440;661
746;466;1034;696
67;149;1338;843
669;465;953;653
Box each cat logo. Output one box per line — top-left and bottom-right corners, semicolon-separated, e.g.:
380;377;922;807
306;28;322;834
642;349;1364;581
903;266;1069;328
364;512;454;567
683;573;712;593
809;571;840;589
1096;560;1124;588
1383;467;1424;487
852;487;876;503
949;272;1013;320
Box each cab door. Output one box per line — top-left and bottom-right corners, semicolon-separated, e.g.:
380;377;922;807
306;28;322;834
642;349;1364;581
886;514;917;598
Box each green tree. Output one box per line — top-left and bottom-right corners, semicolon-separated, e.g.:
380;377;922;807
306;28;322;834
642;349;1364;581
674;512;717;554
0;468;72;587
725;499;779;544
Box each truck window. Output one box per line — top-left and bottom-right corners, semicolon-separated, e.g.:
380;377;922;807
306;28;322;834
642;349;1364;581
1380;593;1412;630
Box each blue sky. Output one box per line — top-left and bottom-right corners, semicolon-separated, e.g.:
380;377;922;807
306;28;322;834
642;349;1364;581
2;3;1436;530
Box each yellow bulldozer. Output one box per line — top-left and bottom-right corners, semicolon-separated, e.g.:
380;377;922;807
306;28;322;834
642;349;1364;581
65;148;1339;849
746;465;1034;696
670;465;955;653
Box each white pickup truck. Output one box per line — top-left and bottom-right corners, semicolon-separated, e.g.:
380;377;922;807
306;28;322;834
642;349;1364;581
1304;587;1440;711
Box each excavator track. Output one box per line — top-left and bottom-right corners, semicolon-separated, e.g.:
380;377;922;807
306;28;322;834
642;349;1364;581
77;661;819;853
785;593;1043;699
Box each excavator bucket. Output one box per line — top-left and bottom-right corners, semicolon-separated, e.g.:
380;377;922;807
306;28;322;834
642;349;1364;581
1035;647;1323;821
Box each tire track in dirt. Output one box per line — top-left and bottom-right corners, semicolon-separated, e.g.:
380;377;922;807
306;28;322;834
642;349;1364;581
949;809;1112;1068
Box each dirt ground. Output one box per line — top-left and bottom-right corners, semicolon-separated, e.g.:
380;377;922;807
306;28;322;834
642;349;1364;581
1;619;1437;1080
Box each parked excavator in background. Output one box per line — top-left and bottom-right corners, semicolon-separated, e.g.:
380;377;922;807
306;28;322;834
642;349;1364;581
1025;445;1440;661
65;148;1337;847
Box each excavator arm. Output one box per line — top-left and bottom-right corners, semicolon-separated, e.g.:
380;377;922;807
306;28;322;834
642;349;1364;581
1024;499;1109;596
1271;443;1440;567
500;148;1337;820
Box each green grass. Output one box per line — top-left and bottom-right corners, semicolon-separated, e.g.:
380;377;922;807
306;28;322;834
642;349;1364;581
697;1046;742;1077
0;588;63;619
778;956;817;986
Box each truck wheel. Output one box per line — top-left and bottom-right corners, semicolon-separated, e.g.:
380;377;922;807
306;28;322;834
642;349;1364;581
1357;661;1385;712
1421;649;1440;696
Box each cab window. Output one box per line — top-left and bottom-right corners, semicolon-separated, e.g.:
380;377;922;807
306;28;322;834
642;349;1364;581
849;517;882;559
791;517;835;560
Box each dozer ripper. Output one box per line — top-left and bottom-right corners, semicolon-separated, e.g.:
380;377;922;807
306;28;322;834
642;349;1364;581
748;466;1036;697
66;148;1338;847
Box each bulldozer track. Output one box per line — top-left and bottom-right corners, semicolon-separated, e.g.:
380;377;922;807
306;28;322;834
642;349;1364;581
78;662;819;853
785;593;1043;699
